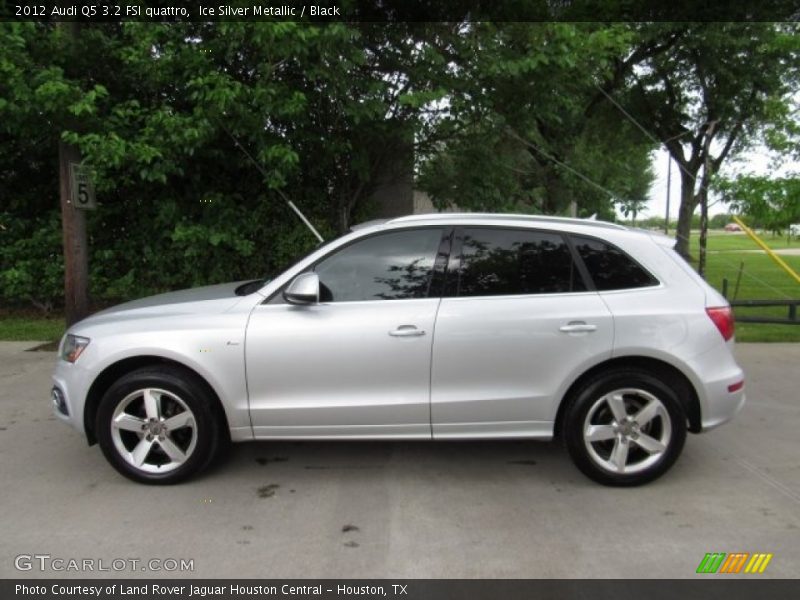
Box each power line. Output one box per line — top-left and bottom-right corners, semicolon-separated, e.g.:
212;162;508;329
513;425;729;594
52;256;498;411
596;85;663;147
594;84;704;188
504;127;623;201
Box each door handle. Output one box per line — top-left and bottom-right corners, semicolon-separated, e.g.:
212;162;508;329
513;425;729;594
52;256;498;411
389;325;426;337
559;322;597;333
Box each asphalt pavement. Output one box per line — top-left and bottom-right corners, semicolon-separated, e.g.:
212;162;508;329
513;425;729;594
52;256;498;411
0;342;798;579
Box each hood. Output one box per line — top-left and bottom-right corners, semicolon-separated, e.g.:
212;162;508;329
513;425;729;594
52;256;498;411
82;281;256;324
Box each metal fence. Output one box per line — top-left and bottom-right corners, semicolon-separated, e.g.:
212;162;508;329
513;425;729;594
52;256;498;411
721;278;799;325
727;299;799;325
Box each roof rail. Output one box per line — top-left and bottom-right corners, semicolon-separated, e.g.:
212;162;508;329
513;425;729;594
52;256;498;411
386;212;628;231
350;218;390;231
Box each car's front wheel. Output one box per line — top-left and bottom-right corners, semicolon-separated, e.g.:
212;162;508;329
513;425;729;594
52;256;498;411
563;368;687;486
96;366;222;484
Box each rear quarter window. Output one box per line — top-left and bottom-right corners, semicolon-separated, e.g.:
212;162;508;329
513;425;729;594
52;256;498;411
571;235;658;291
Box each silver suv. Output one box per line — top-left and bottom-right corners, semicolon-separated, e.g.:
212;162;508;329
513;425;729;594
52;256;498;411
52;214;745;486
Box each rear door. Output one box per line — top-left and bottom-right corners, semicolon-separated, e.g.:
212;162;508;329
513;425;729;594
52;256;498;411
431;227;614;438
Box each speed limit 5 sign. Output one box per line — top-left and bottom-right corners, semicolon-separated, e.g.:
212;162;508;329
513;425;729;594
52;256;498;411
69;163;97;210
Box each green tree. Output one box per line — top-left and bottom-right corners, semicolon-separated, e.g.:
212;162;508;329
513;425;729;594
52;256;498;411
714;175;800;240
0;22;451;309
417;22;655;219
709;213;734;230
622;22;800;258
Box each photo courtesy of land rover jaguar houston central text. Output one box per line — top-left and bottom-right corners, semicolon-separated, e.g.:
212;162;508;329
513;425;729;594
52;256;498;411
51;213;745;486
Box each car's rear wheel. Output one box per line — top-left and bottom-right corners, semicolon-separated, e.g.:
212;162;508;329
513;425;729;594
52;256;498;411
96;366;221;484
563;368;687;486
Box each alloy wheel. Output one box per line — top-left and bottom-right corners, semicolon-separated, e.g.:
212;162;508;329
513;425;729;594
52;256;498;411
110;387;197;474
582;388;672;475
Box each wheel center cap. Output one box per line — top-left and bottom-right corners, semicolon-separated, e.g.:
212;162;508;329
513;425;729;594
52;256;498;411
148;421;164;435
619;421;636;437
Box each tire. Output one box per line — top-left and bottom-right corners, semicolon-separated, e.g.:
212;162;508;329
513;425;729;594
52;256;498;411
95;366;222;484
563;368;687;486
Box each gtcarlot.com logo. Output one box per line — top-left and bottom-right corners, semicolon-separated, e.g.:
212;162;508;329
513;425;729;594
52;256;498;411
696;552;773;574
14;554;194;573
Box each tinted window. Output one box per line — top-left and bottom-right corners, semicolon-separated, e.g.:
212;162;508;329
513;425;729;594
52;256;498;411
314;229;443;302
572;235;658;291
457;228;586;296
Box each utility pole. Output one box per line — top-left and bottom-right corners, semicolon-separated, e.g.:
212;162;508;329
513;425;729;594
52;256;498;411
58;21;89;326
698;120;717;279
568;200;577;218
664;155;671;235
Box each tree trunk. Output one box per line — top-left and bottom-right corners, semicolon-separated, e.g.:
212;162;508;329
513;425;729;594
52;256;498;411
59;140;89;326
673;170;698;260
697;121;717;278
338;199;350;234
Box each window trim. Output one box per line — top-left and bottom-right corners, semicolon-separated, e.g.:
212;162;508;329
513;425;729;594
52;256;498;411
445;225;593;299
265;226;452;305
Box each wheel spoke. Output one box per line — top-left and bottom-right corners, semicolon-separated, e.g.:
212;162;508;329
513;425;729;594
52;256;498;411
585;424;616;442
130;438;154;467
142;389;161;420
610;438;629;472
114;413;145;433
634;432;666;455
158;436;187;464
605;393;628;422
633;400;661;427
163;411;194;432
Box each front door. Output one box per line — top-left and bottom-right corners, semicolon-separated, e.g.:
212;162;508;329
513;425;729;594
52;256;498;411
246;227;447;438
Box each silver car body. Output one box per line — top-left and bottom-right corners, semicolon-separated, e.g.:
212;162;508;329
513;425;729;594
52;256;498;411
52;214;745;445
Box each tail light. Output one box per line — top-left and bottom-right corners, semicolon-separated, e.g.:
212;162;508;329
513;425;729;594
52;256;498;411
706;306;735;341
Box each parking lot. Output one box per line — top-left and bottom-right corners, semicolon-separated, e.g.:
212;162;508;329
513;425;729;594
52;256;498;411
1;341;798;579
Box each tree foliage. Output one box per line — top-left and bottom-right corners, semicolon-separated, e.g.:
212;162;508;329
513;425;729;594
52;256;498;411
1;21;450;308
621;22;800;257
714;175;800;238
2;20;798;310
418;22;655;219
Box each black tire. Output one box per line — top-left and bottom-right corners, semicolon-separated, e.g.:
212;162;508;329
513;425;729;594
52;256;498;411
563;368;687;486
96;366;223;484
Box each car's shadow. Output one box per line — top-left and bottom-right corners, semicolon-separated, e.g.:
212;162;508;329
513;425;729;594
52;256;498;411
205;437;581;484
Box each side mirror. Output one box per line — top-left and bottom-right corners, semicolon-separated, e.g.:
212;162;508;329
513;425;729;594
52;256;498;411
284;272;320;305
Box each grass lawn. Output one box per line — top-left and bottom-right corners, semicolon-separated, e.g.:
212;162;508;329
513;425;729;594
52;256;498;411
694;230;797;252
0;316;65;342
689;231;800;342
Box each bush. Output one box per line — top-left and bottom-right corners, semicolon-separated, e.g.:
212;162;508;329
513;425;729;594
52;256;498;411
0;211;64;312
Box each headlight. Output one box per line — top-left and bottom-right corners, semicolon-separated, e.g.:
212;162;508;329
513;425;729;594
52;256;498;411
61;334;90;363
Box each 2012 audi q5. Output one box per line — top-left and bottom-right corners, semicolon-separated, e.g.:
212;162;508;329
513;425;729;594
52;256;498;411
51;213;745;486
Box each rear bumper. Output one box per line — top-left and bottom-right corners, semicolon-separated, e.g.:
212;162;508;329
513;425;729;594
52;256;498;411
701;384;746;431
685;347;746;431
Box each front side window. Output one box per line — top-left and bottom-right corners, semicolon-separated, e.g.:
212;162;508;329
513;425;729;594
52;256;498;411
571;235;658;291
456;228;586;296
313;228;443;302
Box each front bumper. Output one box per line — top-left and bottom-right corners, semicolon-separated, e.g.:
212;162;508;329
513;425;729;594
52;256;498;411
51;358;93;436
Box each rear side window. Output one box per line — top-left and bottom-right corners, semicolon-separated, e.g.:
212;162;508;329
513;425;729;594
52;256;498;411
571;235;658;291
456;228;587;296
